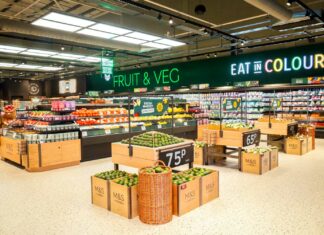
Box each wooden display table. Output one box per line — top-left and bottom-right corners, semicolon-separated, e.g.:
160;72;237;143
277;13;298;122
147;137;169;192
112;140;194;169
0;136;81;172
201;125;261;170
254;120;298;136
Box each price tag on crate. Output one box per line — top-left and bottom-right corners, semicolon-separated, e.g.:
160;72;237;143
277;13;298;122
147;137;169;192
157;124;162;129
124;128;129;133
184;122;188;126
82;131;88;137
141;126;146;131
159;145;194;167
243;131;260;146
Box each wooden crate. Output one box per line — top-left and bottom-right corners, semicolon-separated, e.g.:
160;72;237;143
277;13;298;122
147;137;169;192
306;136;312;152
267;135;285;151
0;136;26;165
110;181;138;219
112;140;194;168
207;145;225;163
299;125;315;150
255;121;298;136
241;151;270;175
200;170;219;205
194;146;205;165
202;128;260;147
172;177;200;216
269;147;279;170
285;137;307;155
91;176;110;210
197;125;208;141
25;139;81;172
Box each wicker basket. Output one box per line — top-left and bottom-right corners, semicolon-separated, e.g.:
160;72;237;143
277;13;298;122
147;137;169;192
138;160;172;224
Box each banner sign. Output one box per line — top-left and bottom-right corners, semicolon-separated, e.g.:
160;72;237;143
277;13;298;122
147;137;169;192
133;98;169;117
87;44;324;92
271;98;282;109
223;98;241;111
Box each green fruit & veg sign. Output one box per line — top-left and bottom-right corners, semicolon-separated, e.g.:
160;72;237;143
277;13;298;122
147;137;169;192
133;98;169;117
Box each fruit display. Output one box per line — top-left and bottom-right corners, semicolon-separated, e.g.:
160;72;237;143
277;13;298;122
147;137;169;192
167;107;185;114
194;141;206;148
121;132;184;148
94;170;128;180
172;174;195;185
28;111;77;121
114;174;138;187
51;100;76;111
224;122;253;129
33;123;79;132
3;104;15;113
76;116;128;126
243;146;272;154
131;114;193;122
143;165;170;174
257;117;294;123
184;167;213;176
72;108;128;117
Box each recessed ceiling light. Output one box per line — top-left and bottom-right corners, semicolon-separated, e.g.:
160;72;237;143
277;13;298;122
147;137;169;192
90;23;132;35
0;45;26;51
142;42;171;49
38;66;63;71
155;39;185;47
127;32;161;41
0;49;22;54
27;49;58;55
21;51;51;57
52;53;85;60
77;28;117;39
32;19;81;32
0;62;17;67
43;12;95;27
113;36;146;44
77;57;101;62
16;64;41;69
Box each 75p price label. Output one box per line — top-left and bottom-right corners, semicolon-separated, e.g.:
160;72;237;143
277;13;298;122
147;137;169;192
159;145;194;167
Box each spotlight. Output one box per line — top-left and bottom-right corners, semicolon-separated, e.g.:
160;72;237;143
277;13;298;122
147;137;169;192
240;40;246;46
61;47;65;51
157;13;162;20
169;17;173;25
286;0;294;6
213;53;217;58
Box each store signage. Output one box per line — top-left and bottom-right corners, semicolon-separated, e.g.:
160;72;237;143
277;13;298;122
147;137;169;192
133;98;168;116
159;145;194;167
113;67;180;88
101;57;114;81
230;53;323;77
154;86;171;92
243;131;260;146
222;98;241;111
87;44;324;92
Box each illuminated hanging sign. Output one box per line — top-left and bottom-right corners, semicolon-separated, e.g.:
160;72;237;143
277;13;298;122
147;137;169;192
230;53;323;76
113;67;180;88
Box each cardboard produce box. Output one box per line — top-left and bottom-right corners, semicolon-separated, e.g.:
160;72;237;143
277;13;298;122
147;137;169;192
241;151;270;175
269;147;279;170
183;168;219;205
110;176;138;219
285;136;307;155
91;170;128;210
172;175;200;216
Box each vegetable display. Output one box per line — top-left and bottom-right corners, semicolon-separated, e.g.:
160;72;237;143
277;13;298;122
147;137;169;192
172;174;195;185
95;170;128;180
114;174;138;187
143;166;170;174
121;132;184;148
224;122;253;129
184;167;213;176
243;145;277;154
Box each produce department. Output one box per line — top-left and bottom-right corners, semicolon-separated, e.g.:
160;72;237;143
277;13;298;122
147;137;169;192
0;0;323;234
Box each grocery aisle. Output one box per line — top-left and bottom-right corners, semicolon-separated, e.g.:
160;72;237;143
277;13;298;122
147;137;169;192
1;140;323;235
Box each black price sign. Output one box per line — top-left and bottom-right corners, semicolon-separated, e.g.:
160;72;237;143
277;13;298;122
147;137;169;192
287;123;298;136
243;131;260;146
159;145;194;167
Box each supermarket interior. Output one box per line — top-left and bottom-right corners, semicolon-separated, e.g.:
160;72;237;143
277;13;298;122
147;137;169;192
0;0;323;234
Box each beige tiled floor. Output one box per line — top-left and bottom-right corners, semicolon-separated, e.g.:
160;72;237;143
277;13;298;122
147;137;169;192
1;140;324;235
